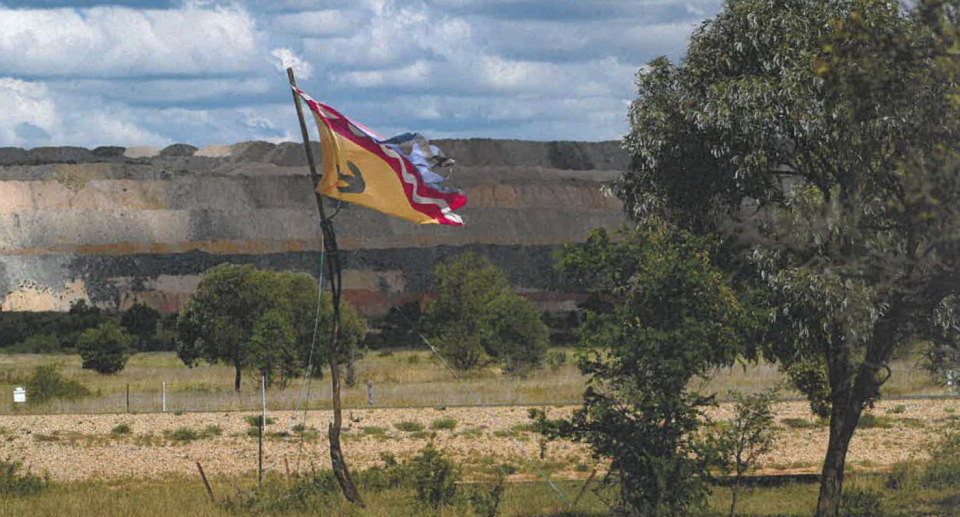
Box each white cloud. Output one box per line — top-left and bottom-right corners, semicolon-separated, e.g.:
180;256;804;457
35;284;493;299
270;9;360;37
0;4;263;77
270;48;312;79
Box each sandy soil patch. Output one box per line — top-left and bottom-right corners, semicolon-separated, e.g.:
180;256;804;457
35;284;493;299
0;399;955;482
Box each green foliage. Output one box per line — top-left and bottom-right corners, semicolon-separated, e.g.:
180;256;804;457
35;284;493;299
423;253;549;372
0;460;48;497
889;405;907;415
618;1;960;514
919;432;960;489
120;302;161;352
110;424;131;436
394;421;425;433
176;264;367;391
361;426;387;436
546;349;567;371
7;334;62;354
539;223;750;517
24;365;90;406
885;462;914;490
244;415;275;427
409;445;459;512
468;471;505;517
165;427;198;443
76;321;133;374
225;472;338;514
839;486;883;517
781;418;816;429
430;417;457;431
857;414;893;429
717;389;780;517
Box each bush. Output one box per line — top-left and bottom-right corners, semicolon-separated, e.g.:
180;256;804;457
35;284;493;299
410;445;459;511
394;421;425;433
919;432;960;488
166;427;198;443
226;472;338;513
888;404;907;414
468;471;505;517
858;413;894;429
111;424;131;436
840;486;883;517
24;365;90;406
781;418;815;429
9;334;62;354
244;415;275;427
0;460;48;496
77;321;133;374
430;417;458;431
885;462;914;490
546;349;567;371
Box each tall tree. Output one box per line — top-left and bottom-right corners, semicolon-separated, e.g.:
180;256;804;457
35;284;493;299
619;1;960;515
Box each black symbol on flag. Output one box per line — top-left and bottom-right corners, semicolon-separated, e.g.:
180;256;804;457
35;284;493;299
337;161;366;194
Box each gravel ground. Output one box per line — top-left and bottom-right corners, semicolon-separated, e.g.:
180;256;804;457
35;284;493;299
0;399;956;482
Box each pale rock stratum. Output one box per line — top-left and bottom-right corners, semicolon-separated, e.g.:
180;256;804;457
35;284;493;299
0;140;627;315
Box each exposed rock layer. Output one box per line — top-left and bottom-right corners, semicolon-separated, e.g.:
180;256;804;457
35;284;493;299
0;140;627;315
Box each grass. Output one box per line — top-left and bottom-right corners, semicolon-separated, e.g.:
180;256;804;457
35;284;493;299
430;417;458;430
0;349;949;415
393;420;425;433
2;469;960;517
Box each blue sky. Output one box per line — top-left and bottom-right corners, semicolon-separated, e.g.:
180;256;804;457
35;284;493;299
0;0;720;148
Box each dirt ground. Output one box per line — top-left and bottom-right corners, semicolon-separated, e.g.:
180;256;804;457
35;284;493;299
0;399;956;482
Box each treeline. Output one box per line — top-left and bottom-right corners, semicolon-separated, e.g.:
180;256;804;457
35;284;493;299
0;300;175;354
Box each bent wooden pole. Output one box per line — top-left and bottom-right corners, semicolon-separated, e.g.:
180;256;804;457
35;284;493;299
287;67;364;507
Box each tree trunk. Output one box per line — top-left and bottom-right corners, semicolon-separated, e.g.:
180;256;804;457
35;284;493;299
815;402;863;517
729;477;739;517
234;365;242;393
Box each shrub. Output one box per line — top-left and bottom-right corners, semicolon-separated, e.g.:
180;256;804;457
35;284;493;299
76;321;133;374
111;424;131;436
888;404;907;414
244;415;275;427
468;471;505;517
546;349;567;371
885;462;914;490
361;426;387;436
858;413;893;429
840;486;883;517
0;460;48;496
430;417;457;431
10;334;62;354
919;432;960;488
24;365;90;406
227;472;338;513
166;427;198;443
781;418;815;429
410;445;459;511
394;421;425;433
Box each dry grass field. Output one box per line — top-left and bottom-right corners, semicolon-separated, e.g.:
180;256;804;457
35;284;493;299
1;399;958;483
0;350;950;414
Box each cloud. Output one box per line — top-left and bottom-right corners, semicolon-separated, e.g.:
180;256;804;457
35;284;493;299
0;4;263;77
270;9;360;37
270;48;312;79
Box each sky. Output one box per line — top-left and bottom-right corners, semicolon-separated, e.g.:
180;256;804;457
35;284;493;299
0;0;721;148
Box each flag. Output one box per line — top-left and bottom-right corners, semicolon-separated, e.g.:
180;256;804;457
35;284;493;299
294;87;466;226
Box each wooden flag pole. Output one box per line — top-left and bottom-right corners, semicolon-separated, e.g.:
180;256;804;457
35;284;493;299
287;67;364;507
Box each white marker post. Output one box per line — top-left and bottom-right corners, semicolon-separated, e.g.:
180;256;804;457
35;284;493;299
162;381;167;413
13;387;25;404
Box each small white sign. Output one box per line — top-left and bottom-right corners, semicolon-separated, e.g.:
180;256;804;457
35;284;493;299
13;387;25;403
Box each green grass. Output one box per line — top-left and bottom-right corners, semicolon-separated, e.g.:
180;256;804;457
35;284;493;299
2;470;960;517
393;420;425;433
430;417;457;430
0;350;948;414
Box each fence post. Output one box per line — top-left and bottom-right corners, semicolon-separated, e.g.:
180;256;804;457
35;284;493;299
162;381;166;413
126;384;130;413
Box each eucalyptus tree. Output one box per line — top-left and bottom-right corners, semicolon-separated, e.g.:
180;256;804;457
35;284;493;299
619;1;960;515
